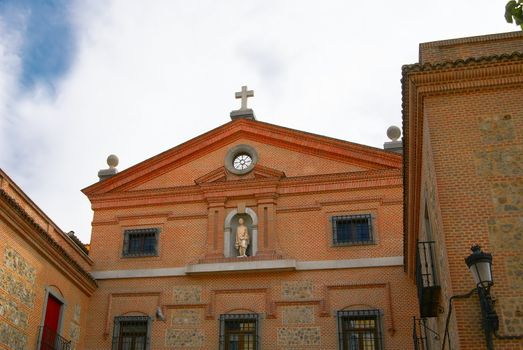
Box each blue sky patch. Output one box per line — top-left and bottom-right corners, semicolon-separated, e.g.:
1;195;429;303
1;0;76;89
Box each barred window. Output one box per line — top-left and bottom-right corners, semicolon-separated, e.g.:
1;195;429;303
112;316;151;350
122;228;159;257
332;214;373;245
219;313;259;350
337;309;383;350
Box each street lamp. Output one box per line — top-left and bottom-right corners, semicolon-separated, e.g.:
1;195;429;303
442;245;523;350
464;245;498;350
465;245;494;289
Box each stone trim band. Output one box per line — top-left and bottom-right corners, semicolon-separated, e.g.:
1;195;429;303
91;256;403;280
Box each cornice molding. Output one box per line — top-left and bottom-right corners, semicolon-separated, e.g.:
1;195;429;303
87;169;402;210
82;119;401;197
194;167;227;184
403;51;523;75
0;189;97;294
1;169;91;259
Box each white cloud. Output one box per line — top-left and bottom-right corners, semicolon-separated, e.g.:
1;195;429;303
0;0;514;242
0;11;24;167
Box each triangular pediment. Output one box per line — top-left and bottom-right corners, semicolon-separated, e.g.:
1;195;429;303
194;165;286;185
252;165;286;179
194;167;228;184
82;119;401;196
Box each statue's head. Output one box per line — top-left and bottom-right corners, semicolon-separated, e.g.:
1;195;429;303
238;218;244;224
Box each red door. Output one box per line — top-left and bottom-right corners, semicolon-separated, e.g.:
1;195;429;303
41;294;62;350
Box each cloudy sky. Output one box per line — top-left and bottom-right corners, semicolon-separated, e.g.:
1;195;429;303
0;0;515;242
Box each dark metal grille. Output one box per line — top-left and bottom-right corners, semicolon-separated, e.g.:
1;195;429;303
413;317;431;350
337;310;383;350
123;228;159;257
332;214;373;245
112;316;150;350
39;326;71;350
417;241;437;288
219;314;259;350
416;241;441;318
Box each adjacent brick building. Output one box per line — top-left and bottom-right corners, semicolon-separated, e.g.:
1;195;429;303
82;116;417;349
0;170;97;350
403;31;523;349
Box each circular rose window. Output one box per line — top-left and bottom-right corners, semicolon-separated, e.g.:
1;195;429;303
225;144;258;175
233;153;253;170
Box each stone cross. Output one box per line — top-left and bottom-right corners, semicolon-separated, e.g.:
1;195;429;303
235;86;254;110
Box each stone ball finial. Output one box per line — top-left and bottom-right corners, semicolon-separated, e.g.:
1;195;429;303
386;126;401;141
107;154;119;168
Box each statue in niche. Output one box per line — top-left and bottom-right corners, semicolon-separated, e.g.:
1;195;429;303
235;218;250;257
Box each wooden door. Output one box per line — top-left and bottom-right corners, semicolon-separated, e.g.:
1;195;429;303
40;294;62;350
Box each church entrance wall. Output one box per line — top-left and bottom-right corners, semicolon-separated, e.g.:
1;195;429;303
84;267;417;349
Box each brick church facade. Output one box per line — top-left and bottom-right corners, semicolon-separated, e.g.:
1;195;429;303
81;116;415;349
0;30;522;350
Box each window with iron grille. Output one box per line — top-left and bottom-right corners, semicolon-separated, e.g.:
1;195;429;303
219;313;259;350
337;309;383;350
122;228;159;257
332;214;374;245
112;316;151;350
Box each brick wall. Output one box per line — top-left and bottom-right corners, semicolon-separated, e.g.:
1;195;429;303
404;32;523;350
420;31;523;63
84;121;418;349
422;71;523;350
0;180;95;350
85;268;417;349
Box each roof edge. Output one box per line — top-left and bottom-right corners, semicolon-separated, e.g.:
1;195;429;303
0;168;93;260
0;188;97;289
420;30;523;49
402;51;523;74
83;119;402;196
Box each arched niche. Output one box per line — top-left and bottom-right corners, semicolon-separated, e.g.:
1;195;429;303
224;208;258;258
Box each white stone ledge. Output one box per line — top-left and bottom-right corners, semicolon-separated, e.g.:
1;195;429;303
90;256;403;280
186;259;297;274
91;267;186;279
296;256;403;270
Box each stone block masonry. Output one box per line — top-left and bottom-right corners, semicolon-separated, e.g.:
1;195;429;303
282;306;315;325
0;268;35;308
69;323;80;350
171;309;201;326
478;114;515;143
277;327;321;346
488;216;523;252
73;303;81;323
0;246;35;350
475;146;523;177
1;246;36;309
282;281;313;300
69;304;82;350
0;294;28;329
173;286;202;304
0;322;26;350
500;297;523;335
3;247;36;284
491;179;523;213
165;329;204;348
506;256;523;291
